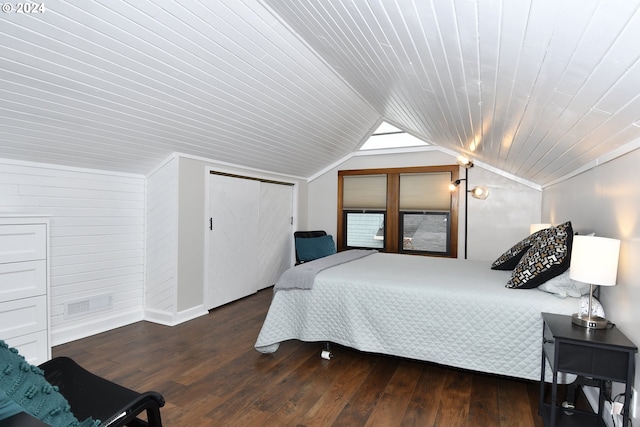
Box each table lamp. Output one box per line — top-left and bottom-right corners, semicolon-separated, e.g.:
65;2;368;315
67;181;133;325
569;235;620;329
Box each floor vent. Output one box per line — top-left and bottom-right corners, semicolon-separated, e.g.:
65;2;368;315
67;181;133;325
64;295;113;318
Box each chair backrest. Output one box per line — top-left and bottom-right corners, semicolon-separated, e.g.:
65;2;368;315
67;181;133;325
40;356;164;427
294;230;327;264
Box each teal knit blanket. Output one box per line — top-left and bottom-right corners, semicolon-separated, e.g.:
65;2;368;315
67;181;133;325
0;340;99;427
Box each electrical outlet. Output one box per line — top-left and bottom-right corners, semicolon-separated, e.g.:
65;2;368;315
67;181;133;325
612;401;624;415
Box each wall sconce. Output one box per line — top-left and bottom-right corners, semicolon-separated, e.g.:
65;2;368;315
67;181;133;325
456;155;474;169
449;179;463;191
449;156;489;259
469;186;489;200
449;180;489;200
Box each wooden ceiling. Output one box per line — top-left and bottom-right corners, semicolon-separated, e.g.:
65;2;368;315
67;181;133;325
1;0;639;186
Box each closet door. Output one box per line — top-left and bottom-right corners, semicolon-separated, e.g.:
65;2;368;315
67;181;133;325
207;174;260;309
258;182;293;289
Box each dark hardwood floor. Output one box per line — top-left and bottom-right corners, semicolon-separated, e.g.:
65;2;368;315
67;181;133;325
53;288;549;427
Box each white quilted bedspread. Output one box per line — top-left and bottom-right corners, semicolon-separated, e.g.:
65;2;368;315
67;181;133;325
255;253;579;381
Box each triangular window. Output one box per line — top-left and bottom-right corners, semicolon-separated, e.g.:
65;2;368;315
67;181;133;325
359;122;429;150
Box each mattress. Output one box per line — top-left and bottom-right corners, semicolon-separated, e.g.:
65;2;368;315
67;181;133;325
255;252;580;381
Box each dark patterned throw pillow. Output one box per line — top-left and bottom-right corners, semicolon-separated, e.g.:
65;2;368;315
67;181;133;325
491;227;550;270
506;221;573;289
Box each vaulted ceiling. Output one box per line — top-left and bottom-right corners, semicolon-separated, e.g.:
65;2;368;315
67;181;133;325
1;0;640;186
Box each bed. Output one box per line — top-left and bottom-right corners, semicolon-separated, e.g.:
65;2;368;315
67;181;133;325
256;221;584;381
255;248;584;382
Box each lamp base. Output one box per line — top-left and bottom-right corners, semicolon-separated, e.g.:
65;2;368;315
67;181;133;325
571;313;608;329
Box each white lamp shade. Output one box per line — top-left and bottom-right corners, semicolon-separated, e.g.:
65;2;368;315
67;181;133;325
530;223;552;234
569;235;620;286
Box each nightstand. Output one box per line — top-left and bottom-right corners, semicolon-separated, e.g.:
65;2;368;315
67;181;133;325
540;312;637;427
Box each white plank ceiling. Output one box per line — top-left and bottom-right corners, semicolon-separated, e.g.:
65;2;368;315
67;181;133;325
2;0;640;186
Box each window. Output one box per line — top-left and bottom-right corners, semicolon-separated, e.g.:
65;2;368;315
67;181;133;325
400;212;450;254
398;172;452;255
341;174;387;249
359;122;429;150
338;166;459;257
345;211;385;249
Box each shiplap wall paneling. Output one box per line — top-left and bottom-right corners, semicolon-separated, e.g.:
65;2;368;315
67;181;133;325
0;0;379;178
0;160;146;345
144;157;179;324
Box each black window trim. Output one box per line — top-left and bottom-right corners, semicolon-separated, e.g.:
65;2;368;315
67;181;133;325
398;211;451;256
342;209;386;251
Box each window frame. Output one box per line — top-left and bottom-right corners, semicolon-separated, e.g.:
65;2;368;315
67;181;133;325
399;211;451;255
337;165;459;257
342;210;387;250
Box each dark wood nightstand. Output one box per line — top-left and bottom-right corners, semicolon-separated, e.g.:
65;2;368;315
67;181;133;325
540;312;637;427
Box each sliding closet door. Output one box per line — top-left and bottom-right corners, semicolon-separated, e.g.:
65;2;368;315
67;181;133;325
207;174;259;309
258;182;293;289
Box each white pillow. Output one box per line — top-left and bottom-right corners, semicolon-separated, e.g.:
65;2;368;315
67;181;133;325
537;270;590;298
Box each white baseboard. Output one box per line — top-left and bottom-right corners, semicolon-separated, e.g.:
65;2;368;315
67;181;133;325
51;309;144;346
144;305;208;326
143;307;174;325
51;305;208;347
174;305;208;324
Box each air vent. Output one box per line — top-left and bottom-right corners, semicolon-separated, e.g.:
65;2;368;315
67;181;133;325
64;295;112;318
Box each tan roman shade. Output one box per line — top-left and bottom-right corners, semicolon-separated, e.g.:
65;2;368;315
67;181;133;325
399;172;451;211
343;175;387;209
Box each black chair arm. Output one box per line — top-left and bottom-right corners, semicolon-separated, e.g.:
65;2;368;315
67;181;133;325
100;391;165;427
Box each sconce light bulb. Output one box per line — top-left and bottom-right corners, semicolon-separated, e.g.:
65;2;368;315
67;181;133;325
456;155;473;168
470;186;489;200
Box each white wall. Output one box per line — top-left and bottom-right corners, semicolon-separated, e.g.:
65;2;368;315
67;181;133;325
145;156;179;323
543;148;640;394
466;165;542;260
0;159;146;345
177;157;206;312
308;149;542;260
145;155;209;325
0;153;307;340
145;154;308;326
